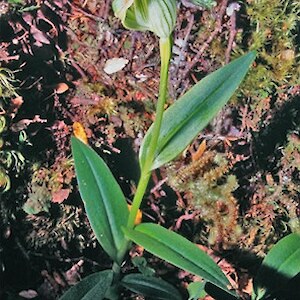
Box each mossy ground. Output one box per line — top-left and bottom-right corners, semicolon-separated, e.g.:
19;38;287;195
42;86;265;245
0;1;299;299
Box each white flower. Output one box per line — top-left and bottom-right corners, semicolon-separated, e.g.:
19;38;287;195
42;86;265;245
112;0;177;39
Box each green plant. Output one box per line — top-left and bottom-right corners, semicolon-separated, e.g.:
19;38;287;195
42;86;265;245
0;67;19;99
0;68;26;194
167;150;241;249
6;0;39;13
252;233;300;300
185;233;300;300
189;0;216;9
62;1;255;299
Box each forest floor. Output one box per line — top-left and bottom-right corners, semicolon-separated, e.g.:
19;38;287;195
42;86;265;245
0;0;299;299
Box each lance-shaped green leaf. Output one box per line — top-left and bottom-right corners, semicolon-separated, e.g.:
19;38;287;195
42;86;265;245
122;273;182;300
71;137;129;263
60;270;113;300
252;233;300;300
112;0;177;39
140;51;256;170
124;223;236;297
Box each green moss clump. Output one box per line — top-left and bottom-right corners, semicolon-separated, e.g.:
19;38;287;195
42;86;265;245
235;0;299;99
203;0;299;101
167;150;241;250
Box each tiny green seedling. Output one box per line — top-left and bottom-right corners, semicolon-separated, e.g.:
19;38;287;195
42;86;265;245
62;1;257;299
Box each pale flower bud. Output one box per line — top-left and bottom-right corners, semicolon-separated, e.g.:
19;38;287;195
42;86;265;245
113;0;177;39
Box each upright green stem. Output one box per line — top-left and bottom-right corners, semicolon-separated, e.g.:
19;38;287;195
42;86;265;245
114;37;172;269
127;37;172;229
